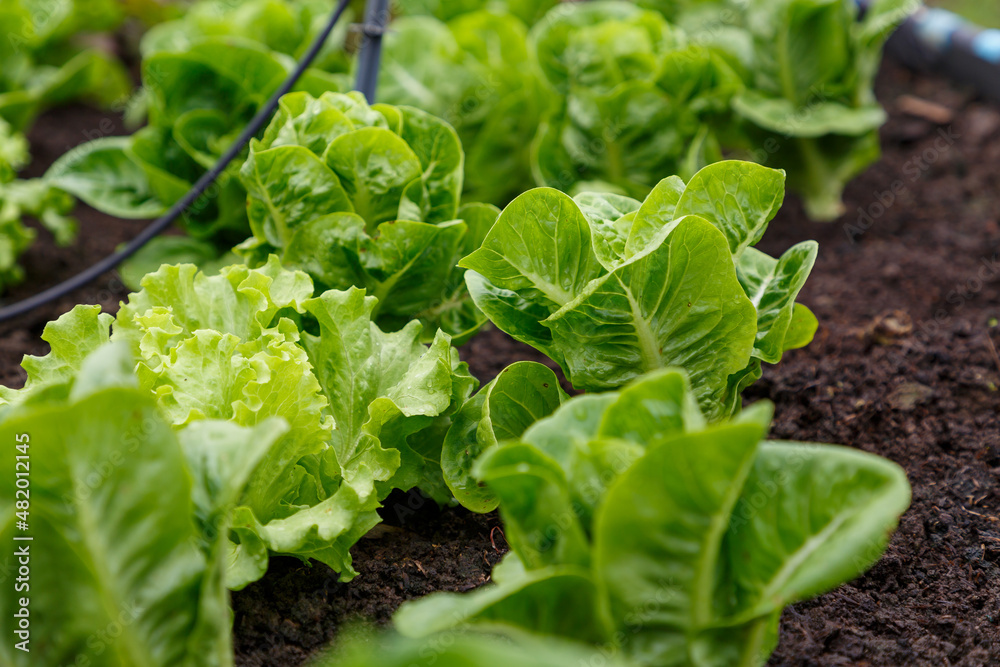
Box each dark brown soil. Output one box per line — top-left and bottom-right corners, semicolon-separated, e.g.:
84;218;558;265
231;489;508;667
752;62;1000;666
5;61;1000;666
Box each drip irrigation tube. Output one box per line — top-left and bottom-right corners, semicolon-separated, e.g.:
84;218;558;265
0;0;354;323
355;0;390;103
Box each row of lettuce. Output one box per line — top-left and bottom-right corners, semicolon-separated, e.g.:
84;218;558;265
0;143;910;665
0;0;913;293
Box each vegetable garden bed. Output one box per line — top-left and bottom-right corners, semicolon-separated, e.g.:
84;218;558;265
4;58;998;666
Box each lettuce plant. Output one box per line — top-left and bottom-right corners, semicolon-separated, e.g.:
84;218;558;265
42;0;353;278
0;0;130;134
0;0;130;291
377;9;552;204
462;160;817;421
0;343;280;667
237;91;498;341
653;0;914;220
1;258;476;589
530;2;739;198
523;0;911;218
395;369;912;666
632;0;913;219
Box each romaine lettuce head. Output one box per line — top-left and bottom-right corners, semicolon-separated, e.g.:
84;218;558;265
529;1;739;198
638;0;914;220
396;368;911;666
461;160;817;421
238;91;497;342
377;10;551;205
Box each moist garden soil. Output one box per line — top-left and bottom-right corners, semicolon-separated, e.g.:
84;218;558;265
3;61;1000;666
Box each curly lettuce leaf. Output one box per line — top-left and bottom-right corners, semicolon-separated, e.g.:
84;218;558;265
116;259;473;585
3;258;476;589
300;286;477;500
0;304;113;405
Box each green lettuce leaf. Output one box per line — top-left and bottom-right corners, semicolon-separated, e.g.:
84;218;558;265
46;137;168;219
737;242;819;364
395;368;912;666
300;286;477;501
0;343;286;667
529;2;729;198
321;628;633;667
462;161;814;419
442;361;566;512
2;257;476;589
0;304;112;404
377;10;550;204
238;91;492;342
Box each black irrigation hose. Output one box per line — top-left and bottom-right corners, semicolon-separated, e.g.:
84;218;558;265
355;0;390;103
0;0;353;323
